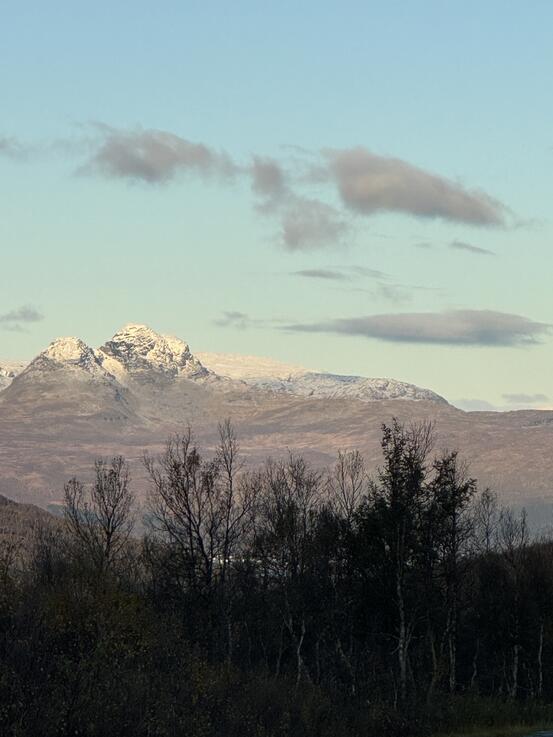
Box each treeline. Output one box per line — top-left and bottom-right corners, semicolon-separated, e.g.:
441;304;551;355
1;419;553;736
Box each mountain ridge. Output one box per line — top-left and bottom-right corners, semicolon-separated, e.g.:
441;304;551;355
1;323;447;405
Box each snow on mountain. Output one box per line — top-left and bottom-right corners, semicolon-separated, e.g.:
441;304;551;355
0;361;26;391
2;326;446;405
196;352;306;380
99;324;207;381
197;351;447;404
248;372;446;403
21;337;112;379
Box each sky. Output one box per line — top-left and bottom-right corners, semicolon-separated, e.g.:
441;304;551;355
1;1;552;410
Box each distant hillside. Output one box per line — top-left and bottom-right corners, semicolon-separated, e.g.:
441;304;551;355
0;495;58;554
0;324;553;520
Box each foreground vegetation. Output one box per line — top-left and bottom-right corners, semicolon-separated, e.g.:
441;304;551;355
0;419;552;736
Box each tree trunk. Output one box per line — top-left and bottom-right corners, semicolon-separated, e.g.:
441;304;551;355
396;566;408;702
538;620;544;698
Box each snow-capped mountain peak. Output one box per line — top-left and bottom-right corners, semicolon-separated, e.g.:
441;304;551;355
0;325;447;405
16;337;110;380
43;337;98;366
99;323;207;379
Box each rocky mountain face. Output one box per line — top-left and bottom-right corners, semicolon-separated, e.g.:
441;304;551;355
2;324;446;404
98;324;207;382
0;361;26;391
1;324;553;521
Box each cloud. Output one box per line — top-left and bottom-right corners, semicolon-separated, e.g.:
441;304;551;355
213;311;254;330
455;393;552;412
214;311;289;331
370;283;413;305
0;305;44;332
251;156;287;201
79;125;236;183
348;265;390;279
291;264;435;303
46;122;511;248
325;147;506;226
284;309;550;346
455;398;500;412
292;269;349;281
450;240;496;256
502;392;550;404
0;136;29;160
280;197;348;251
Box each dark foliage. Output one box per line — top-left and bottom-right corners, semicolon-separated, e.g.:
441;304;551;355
1;419;553;736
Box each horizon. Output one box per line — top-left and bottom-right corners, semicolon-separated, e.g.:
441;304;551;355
1;2;552;412
1;319;551;412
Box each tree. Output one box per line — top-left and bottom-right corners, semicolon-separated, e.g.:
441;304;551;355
362;419;434;703
327;450;366;524
63;456;134;575
428;451;476;693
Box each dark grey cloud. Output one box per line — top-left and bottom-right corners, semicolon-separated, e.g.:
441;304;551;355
79;125;236;183
502;392;549;404
325;147;506;226
450;240;496;256
284;309;550;347
0;305;44;332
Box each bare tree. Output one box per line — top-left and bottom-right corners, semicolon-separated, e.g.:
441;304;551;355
497;506;529;698
145;421;257;594
64;456;134;575
472;487;499;554
327;450;366;523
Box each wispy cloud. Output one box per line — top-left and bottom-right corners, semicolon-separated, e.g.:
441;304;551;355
0;136;30;160
450;240;496;256
455;398;500;412
283;309;550;347
213;311;255;330
455;392;552;412
290;264;436;304
325;147;507;226
214;310;292;331
3;123;511;250
279;197;348;251
0;305;44;332
502;392;549;404
78;124;237;183
250;156;288;204
291;269;349;281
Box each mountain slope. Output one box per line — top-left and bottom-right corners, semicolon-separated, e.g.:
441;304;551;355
1;324;552;518
196;351;447;404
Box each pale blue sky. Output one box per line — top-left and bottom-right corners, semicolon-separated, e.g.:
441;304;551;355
1;1;552;408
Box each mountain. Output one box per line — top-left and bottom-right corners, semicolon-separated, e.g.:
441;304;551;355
189;349;447;404
0;361;26;391
0;494;58;554
98;324;207;382
1;323;553;522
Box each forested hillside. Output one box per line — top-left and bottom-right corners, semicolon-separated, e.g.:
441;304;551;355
1;420;552;736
